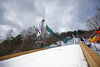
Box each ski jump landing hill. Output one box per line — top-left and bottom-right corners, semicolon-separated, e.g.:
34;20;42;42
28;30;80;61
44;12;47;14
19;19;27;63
0;42;100;67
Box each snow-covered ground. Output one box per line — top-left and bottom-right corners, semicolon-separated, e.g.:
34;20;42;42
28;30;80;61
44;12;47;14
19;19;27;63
0;44;87;67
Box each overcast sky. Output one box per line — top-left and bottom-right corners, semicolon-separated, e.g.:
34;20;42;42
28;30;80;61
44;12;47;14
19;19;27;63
0;0;100;36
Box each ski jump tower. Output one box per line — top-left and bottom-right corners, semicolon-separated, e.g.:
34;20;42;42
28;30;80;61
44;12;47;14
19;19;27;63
40;19;46;40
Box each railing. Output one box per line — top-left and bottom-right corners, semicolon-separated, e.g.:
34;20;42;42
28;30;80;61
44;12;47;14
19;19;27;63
80;42;100;67
0;48;44;61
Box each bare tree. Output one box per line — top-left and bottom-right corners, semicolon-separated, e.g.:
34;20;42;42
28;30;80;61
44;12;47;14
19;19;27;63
5;29;14;40
86;9;100;30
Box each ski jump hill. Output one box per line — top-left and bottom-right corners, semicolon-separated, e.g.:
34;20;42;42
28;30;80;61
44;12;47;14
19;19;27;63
0;42;100;67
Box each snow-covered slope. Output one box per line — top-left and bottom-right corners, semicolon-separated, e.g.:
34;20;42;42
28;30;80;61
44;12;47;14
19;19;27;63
0;44;87;67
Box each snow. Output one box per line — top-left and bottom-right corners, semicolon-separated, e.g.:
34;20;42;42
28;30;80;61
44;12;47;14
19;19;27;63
0;44;87;67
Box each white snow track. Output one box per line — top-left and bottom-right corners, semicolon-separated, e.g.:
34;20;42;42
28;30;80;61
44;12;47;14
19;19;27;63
0;44;87;67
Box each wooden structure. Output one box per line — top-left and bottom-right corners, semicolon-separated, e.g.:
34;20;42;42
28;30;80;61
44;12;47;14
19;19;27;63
80;42;100;67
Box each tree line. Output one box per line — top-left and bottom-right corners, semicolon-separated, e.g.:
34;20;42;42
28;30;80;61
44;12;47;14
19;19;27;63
0;27;93;57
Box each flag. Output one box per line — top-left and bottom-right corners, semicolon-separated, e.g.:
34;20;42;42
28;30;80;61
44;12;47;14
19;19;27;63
91;37;95;42
39;23;41;32
38;22;43;33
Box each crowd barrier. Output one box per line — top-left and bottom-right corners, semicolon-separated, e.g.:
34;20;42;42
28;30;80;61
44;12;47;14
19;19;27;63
80;42;100;67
